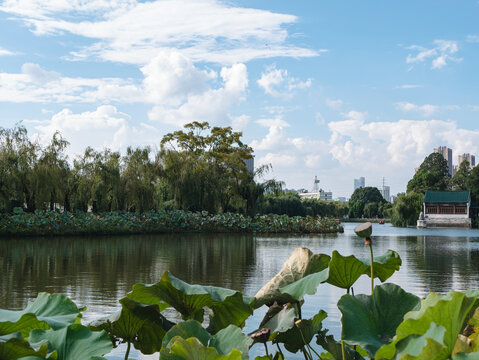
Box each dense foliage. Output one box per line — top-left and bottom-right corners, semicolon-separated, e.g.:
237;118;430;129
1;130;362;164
259;193;348;218
406;153;450;194
0;124;349;221
347;187;389;218
390;192;424;227
2;237;479;359
0;209;343;237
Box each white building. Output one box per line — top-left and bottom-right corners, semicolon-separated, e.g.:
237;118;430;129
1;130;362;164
417;190;471;228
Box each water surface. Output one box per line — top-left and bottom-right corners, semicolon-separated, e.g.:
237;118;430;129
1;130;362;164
2;223;479;358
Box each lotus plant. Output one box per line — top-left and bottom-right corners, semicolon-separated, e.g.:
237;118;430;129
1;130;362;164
354;222;374;295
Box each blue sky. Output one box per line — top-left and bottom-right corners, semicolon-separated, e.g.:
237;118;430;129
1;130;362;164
1;0;479;198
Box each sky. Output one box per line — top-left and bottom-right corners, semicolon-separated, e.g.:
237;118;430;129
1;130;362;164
1;0;479;198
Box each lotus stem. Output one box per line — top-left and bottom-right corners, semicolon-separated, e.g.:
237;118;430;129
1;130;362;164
264;342;270;358
296;323;314;360
124;341;131;360
368;237;374;295
341;340;346;360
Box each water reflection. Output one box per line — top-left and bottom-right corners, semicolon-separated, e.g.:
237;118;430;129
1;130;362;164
1;224;479;359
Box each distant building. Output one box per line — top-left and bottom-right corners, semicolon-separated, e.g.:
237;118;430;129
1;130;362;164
336;197;347;202
417;190;471;228
379;185;390;202
390;195;397;203
299;190;333;201
434;146;453;176
354;177;365;191
244;157;254;174
458;153;475;169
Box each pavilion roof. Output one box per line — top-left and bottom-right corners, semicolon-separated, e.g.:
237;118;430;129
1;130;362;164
424;190;470;203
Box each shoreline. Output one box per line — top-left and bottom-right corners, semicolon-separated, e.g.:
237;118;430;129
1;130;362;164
0;210;344;237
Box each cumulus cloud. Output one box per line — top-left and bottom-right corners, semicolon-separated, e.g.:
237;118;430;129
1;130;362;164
257;65;312;97
395;102;459;117
32;105;160;155
141;51;216;105
0;63;143;103
1;0;320;65
406;40;462;69
148;63;248;126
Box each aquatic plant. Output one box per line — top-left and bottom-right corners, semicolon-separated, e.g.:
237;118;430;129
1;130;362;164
1;244;478;359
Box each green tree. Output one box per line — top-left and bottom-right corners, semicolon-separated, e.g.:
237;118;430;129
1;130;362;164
466;165;479;206
363;202;379;218
348;187;385;218
451;160;471;190
390;192;424;227
407;153;450;194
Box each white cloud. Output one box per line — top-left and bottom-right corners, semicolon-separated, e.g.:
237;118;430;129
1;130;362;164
395;102;459;117
148;63;248;126
231;115;250;131
256;152;297;169
466;35;479;43
2;0;320;65
325;98;343;110
395;102;438;117
406;40;462;69
341;110;367;122
32;105;160;155
395;84;423;89
257;65;312;97
141;50;216;105
0;47;16;56
0;63;143;103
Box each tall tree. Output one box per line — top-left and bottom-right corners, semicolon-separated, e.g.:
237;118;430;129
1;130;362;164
451;160;471;190
407;153;450;194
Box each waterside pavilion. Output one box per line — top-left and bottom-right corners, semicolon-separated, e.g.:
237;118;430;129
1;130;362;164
417;190;471;228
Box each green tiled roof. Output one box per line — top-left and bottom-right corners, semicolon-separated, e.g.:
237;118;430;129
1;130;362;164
423;190;470;203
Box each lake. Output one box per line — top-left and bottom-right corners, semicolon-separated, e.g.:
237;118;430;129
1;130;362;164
2;223;479;358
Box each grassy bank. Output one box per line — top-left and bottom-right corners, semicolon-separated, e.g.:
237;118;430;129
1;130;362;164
0;209;343;237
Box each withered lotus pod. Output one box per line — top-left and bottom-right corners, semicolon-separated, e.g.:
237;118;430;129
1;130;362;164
250;328;271;343
354;222;372;238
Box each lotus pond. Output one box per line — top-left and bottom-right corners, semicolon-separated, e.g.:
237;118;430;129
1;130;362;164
2;223;479;359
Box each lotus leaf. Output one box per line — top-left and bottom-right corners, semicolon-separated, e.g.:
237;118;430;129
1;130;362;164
316;328;365;360
375;290;479;360
162;320;211;348
278;250;402;303
128;271;252;333
261;306;296;337
160;336;242;360
89;297;173;354
273;310;327;353
0;293;82;338
28;324;112;360
338;283;421;358
0;333;49;360
254;247;331;307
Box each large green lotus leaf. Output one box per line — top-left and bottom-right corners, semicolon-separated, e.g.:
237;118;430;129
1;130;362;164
273;310;327;353
254;248;331;308
279;269;330;302
160;337;242;360
28;324;112;360
209;325;253;359
359;250;402;282
89;297;173;354
376;290;479;360
128;271;252;333
261;306;296;336
0;333;49;360
162;320;212;349
0;293;82;337
327;251;369;289
338;283;421;358
316;328;365;360
391;322;449;359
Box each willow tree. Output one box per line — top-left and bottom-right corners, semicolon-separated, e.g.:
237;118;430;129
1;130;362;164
34;131;70;211
0;125;39;212
121;147;158;213
159;122;254;213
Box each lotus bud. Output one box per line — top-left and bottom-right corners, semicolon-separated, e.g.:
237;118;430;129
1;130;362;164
354;222;373;245
250;328;270;343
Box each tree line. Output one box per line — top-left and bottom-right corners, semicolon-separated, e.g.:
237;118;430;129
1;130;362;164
0;123;347;218
391;152;479;226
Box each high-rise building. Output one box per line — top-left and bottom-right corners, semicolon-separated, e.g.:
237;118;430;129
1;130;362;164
434;146;453;176
354;177;365;190
244;157;254;174
378;177;390;202
458;153;475;169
